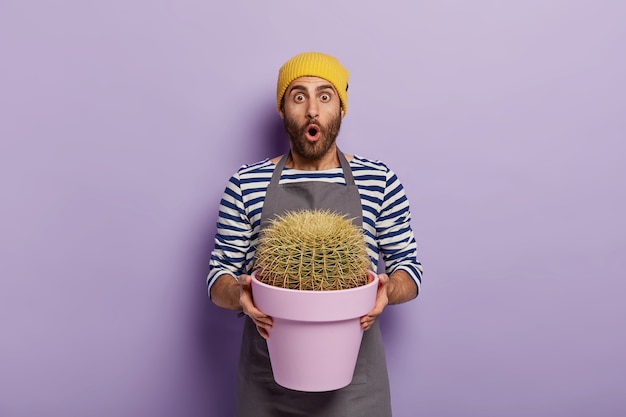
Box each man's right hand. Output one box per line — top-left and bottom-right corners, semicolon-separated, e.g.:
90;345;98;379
238;274;273;339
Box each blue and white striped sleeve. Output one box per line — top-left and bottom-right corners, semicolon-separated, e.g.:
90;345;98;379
377;167;423;295
207;170;253;295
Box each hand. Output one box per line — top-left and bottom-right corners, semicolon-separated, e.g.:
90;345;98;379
360;273;389;331
238;274;273;339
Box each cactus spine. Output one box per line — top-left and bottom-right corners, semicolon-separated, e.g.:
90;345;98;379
254;209;370;291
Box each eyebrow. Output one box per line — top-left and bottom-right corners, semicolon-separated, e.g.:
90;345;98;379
288;84;336;94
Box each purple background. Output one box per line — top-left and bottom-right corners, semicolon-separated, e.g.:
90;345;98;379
1;1;625;416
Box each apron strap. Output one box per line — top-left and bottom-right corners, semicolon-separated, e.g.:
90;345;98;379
269;148;355;186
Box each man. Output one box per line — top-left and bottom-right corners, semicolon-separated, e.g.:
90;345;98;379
207;51;422;417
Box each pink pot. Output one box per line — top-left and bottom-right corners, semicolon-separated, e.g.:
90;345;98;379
251;270;379;392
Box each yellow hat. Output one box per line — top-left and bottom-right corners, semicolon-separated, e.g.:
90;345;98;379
276;52;349;115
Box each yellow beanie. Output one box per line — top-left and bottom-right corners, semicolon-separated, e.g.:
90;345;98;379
276;52;349;115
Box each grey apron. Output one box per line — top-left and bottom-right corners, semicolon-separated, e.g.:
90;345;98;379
235;150;392;417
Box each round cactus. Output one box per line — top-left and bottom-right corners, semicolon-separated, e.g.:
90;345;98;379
254;209;370;291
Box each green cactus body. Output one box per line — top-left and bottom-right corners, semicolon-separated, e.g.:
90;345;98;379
254;210;370;291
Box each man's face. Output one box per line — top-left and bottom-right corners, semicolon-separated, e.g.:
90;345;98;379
281;76;344;161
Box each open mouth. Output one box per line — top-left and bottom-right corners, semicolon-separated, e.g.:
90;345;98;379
305;124;320;141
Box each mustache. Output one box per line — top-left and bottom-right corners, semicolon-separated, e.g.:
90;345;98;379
307;120;320;126
304;120;320;128
294;120;321;136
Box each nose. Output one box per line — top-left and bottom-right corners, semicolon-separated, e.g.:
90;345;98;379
306;100;319;120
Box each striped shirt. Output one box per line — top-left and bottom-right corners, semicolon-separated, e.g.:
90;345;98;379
207;155;423;294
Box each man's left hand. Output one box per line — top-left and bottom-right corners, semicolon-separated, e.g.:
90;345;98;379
360;273;389;331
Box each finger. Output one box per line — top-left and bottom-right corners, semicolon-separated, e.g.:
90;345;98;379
242;304;273;327
361;316;373;331
251;314;273;327
256;324;270;339
250;313;272;337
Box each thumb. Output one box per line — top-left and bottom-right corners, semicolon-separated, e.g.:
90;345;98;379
378;273;389;287
239;274;251;285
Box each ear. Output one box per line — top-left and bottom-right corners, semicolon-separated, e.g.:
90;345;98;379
341;109;345;118
279;110;285;119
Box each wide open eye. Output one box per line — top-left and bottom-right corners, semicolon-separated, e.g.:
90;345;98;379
294;93;305;103
320;93;331;102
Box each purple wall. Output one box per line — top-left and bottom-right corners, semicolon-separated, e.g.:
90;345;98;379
1;1;624;416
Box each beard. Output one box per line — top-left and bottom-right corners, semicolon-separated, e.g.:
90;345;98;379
283;111;342;161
